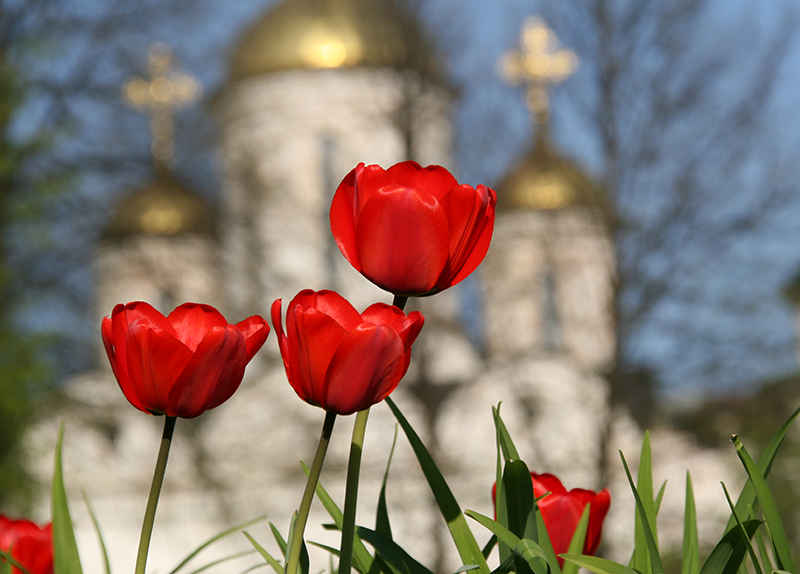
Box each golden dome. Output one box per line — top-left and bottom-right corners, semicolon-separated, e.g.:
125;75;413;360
496;131;603;211
103;172;218;240
230;0;439;80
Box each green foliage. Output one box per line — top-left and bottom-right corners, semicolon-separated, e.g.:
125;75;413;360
51;425;83;574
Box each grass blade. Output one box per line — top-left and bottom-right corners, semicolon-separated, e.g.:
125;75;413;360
386;398;489;574
492;405;520;461
698;519;761;574
301;462;379;574
720;483;762;574
561;505;590;574
52;424;83;574
681;473;699;574
82;492;111;574
169;515;267;574
731;435;794;572
376;426;399;540
561;555;640;574
356;526;434;574
244;531;284;574
620;451;663;574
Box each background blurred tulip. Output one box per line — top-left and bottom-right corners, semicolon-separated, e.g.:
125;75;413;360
272;289;424;415
102;302;269;418
531;473;611;562
330;161;496;296
0;516;53;574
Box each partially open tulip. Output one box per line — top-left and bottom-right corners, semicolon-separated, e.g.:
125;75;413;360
330;161;496;296
0;516;53;574
494;472;610;565
102;302;269;418
272;289;424;415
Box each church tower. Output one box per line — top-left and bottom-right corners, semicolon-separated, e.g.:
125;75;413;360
216;0;454;315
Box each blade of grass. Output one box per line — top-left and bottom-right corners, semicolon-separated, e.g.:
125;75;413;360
187;550;256;574
754;527;773;573
356;526;434;574
386;398;489;574
82;492;111;574
682;473;700;574
620;451;663;574
270;523;287;557
720;483;763;574
244;531;284;574
731;435;794;572
301;461;380;574
561;555;640;574
464;511;548;574
376;426;399;540
492;405;520;461
727;405;800;529
561;505;590;574
169;515;268;574
52;424;83;574
698;519;761;574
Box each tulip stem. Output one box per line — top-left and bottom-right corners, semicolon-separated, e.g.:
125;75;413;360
287;410;337;574
339;408;370;574
392;295;408;311
135;415;176;574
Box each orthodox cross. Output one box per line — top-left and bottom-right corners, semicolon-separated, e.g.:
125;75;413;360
123;43;201;169
500;17;578;124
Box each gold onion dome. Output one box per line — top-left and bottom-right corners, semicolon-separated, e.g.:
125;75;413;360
103;172;218;240
231;0;439;80
496;130;603;211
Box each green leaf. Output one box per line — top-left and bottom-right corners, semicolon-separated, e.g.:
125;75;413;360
376;426;399;540
731;435;794;572
0;550;32;574
82;492;111;574
186;550;257;574
386;398;490;574
698;519;761;574
535;509;559;574
301;462;379;574
619;451;663;574
561;555;639;574
169;515;268;574
720;483;762;574
681;473;700;574
244;531;284;574
727;405;800;529
502;460;536;542
51;424;83;574
270;522;288;557
561;505;591;574
754;527;773;573
356;526;434;574
481;536;497;560
284;513;309;574
631;433;658;574
492;405;520;461
464;510;549;574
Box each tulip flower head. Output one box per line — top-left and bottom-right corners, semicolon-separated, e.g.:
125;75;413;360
102;301;270;418
272;289;424;415
0;516;53;574
493;472;610;565
330;161;496;297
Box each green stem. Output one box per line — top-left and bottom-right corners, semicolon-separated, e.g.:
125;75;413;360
339;408;370;574
286;410;337;574
135;415;176;574
392;295;408;311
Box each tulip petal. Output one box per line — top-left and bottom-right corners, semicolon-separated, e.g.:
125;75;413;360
355;186;450;295
331;164;397;270
290;289;362;331
125;320;193;415
386;161;459;200
288;306;350;407
235;315;271;362
323;323;406;415
167;303;229;352
361;304;424;348
168;326;247;418
436;184;496;289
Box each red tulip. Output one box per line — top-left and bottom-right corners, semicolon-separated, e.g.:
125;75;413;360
330;161;496;296
102;302;270;418
271;289;424;415
493;472;610;565
0;516;53;574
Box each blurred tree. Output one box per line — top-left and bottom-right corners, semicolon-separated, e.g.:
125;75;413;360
0;50;55;513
